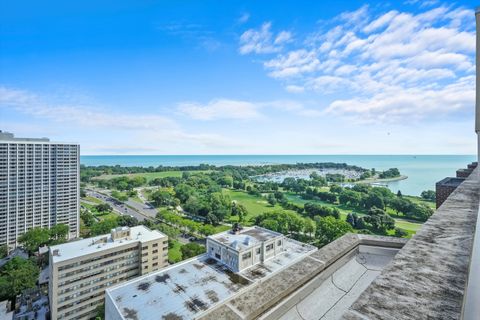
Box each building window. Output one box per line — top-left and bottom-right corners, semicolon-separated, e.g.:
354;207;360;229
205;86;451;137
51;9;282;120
215;253;221;259
153;243;158;247
266;244;274;251
153;262;158;267
277;240;282;246
256;248;261;254
242;252;251;260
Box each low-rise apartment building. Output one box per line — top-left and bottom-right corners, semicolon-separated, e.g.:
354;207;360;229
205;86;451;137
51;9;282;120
206;226;285;272
104;226;317;320
49;225;168;320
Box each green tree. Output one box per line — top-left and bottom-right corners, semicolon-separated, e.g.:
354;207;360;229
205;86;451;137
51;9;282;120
111;190;128;202
95;203;112;213
339;190;362;207
150;190;178;207
0;245;8;259
95;303;105;320
90;219;118;236
394;228;408;238
314;216;353;247
329;184;343;193
117;215;139;227
198;224;215;236
267;193;277;206
379;168;400;179
180;243;206;259
174;184;196;203
0;257;39;306
346;213;355;227
356;217;367;229
18;228;50;253
363;194;385;210
81;211;96;227
231;202;248;223
368;207;387;216
259;219;279;232
420;190;436;202
208;192;231;223
304;218;316;238
364;214;395;234
49;224;69;244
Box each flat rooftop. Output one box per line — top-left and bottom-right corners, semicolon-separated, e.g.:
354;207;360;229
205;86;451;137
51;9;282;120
50;225;166;264
105;237;316;320
197;234;406;320
0;131;77;144
436;177;465;187
208;226;282;251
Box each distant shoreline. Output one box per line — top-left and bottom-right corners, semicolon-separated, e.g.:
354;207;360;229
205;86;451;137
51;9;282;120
355;175;408;184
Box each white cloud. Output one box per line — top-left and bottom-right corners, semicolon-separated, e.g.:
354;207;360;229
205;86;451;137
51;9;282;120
238;12;250;24
177;98;320;120
338;5;370;28
285;85;305;93
274;31;293;45
0;87;175;130
239;22;293;55
363;11;398;33
264;49;319;78
326;75;474;122
242;4;474;122
177;99;261;120
0;86;237;152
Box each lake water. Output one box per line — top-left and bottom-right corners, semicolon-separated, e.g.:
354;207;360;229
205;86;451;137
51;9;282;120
80;155;476;196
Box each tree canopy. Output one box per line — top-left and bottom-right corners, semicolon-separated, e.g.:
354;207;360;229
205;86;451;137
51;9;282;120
0;257;39;304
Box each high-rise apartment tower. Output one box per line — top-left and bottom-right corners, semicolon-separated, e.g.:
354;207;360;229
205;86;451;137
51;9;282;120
0;131;80;246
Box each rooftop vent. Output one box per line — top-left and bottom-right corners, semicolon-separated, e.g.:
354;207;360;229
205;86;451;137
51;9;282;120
52;249;60;256
231;223;243;235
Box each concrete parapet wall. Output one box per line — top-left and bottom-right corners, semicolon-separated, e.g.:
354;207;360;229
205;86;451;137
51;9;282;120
199;234;407;320
344;168;480;320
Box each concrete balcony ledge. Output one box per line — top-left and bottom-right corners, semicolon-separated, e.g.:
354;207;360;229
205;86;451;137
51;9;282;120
343;168;480;320
200;234;407;320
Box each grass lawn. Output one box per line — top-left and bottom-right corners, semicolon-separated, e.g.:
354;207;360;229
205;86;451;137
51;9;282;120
81;202;119;221
223;189;298;224
129;195;144;204
93;170;211;183
82;196;103;204
168;239;183;263
284;191;422;236
213;225;231;233
404;195;436;209
79;218;90;238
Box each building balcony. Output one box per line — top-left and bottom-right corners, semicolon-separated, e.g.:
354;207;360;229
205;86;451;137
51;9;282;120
194;166;480;320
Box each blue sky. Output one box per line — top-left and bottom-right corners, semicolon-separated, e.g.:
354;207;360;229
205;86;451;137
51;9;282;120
0;0;477;154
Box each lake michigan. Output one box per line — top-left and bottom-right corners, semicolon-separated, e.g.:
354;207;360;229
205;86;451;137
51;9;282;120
80;155;476;196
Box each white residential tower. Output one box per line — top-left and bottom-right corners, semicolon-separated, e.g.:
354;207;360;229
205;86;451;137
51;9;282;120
0;131;80;246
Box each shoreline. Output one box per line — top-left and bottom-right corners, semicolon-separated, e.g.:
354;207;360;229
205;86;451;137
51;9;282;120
355;175;408;184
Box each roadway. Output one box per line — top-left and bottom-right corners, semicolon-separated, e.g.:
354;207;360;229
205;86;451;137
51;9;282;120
85;188;195;244
85;190;150;222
